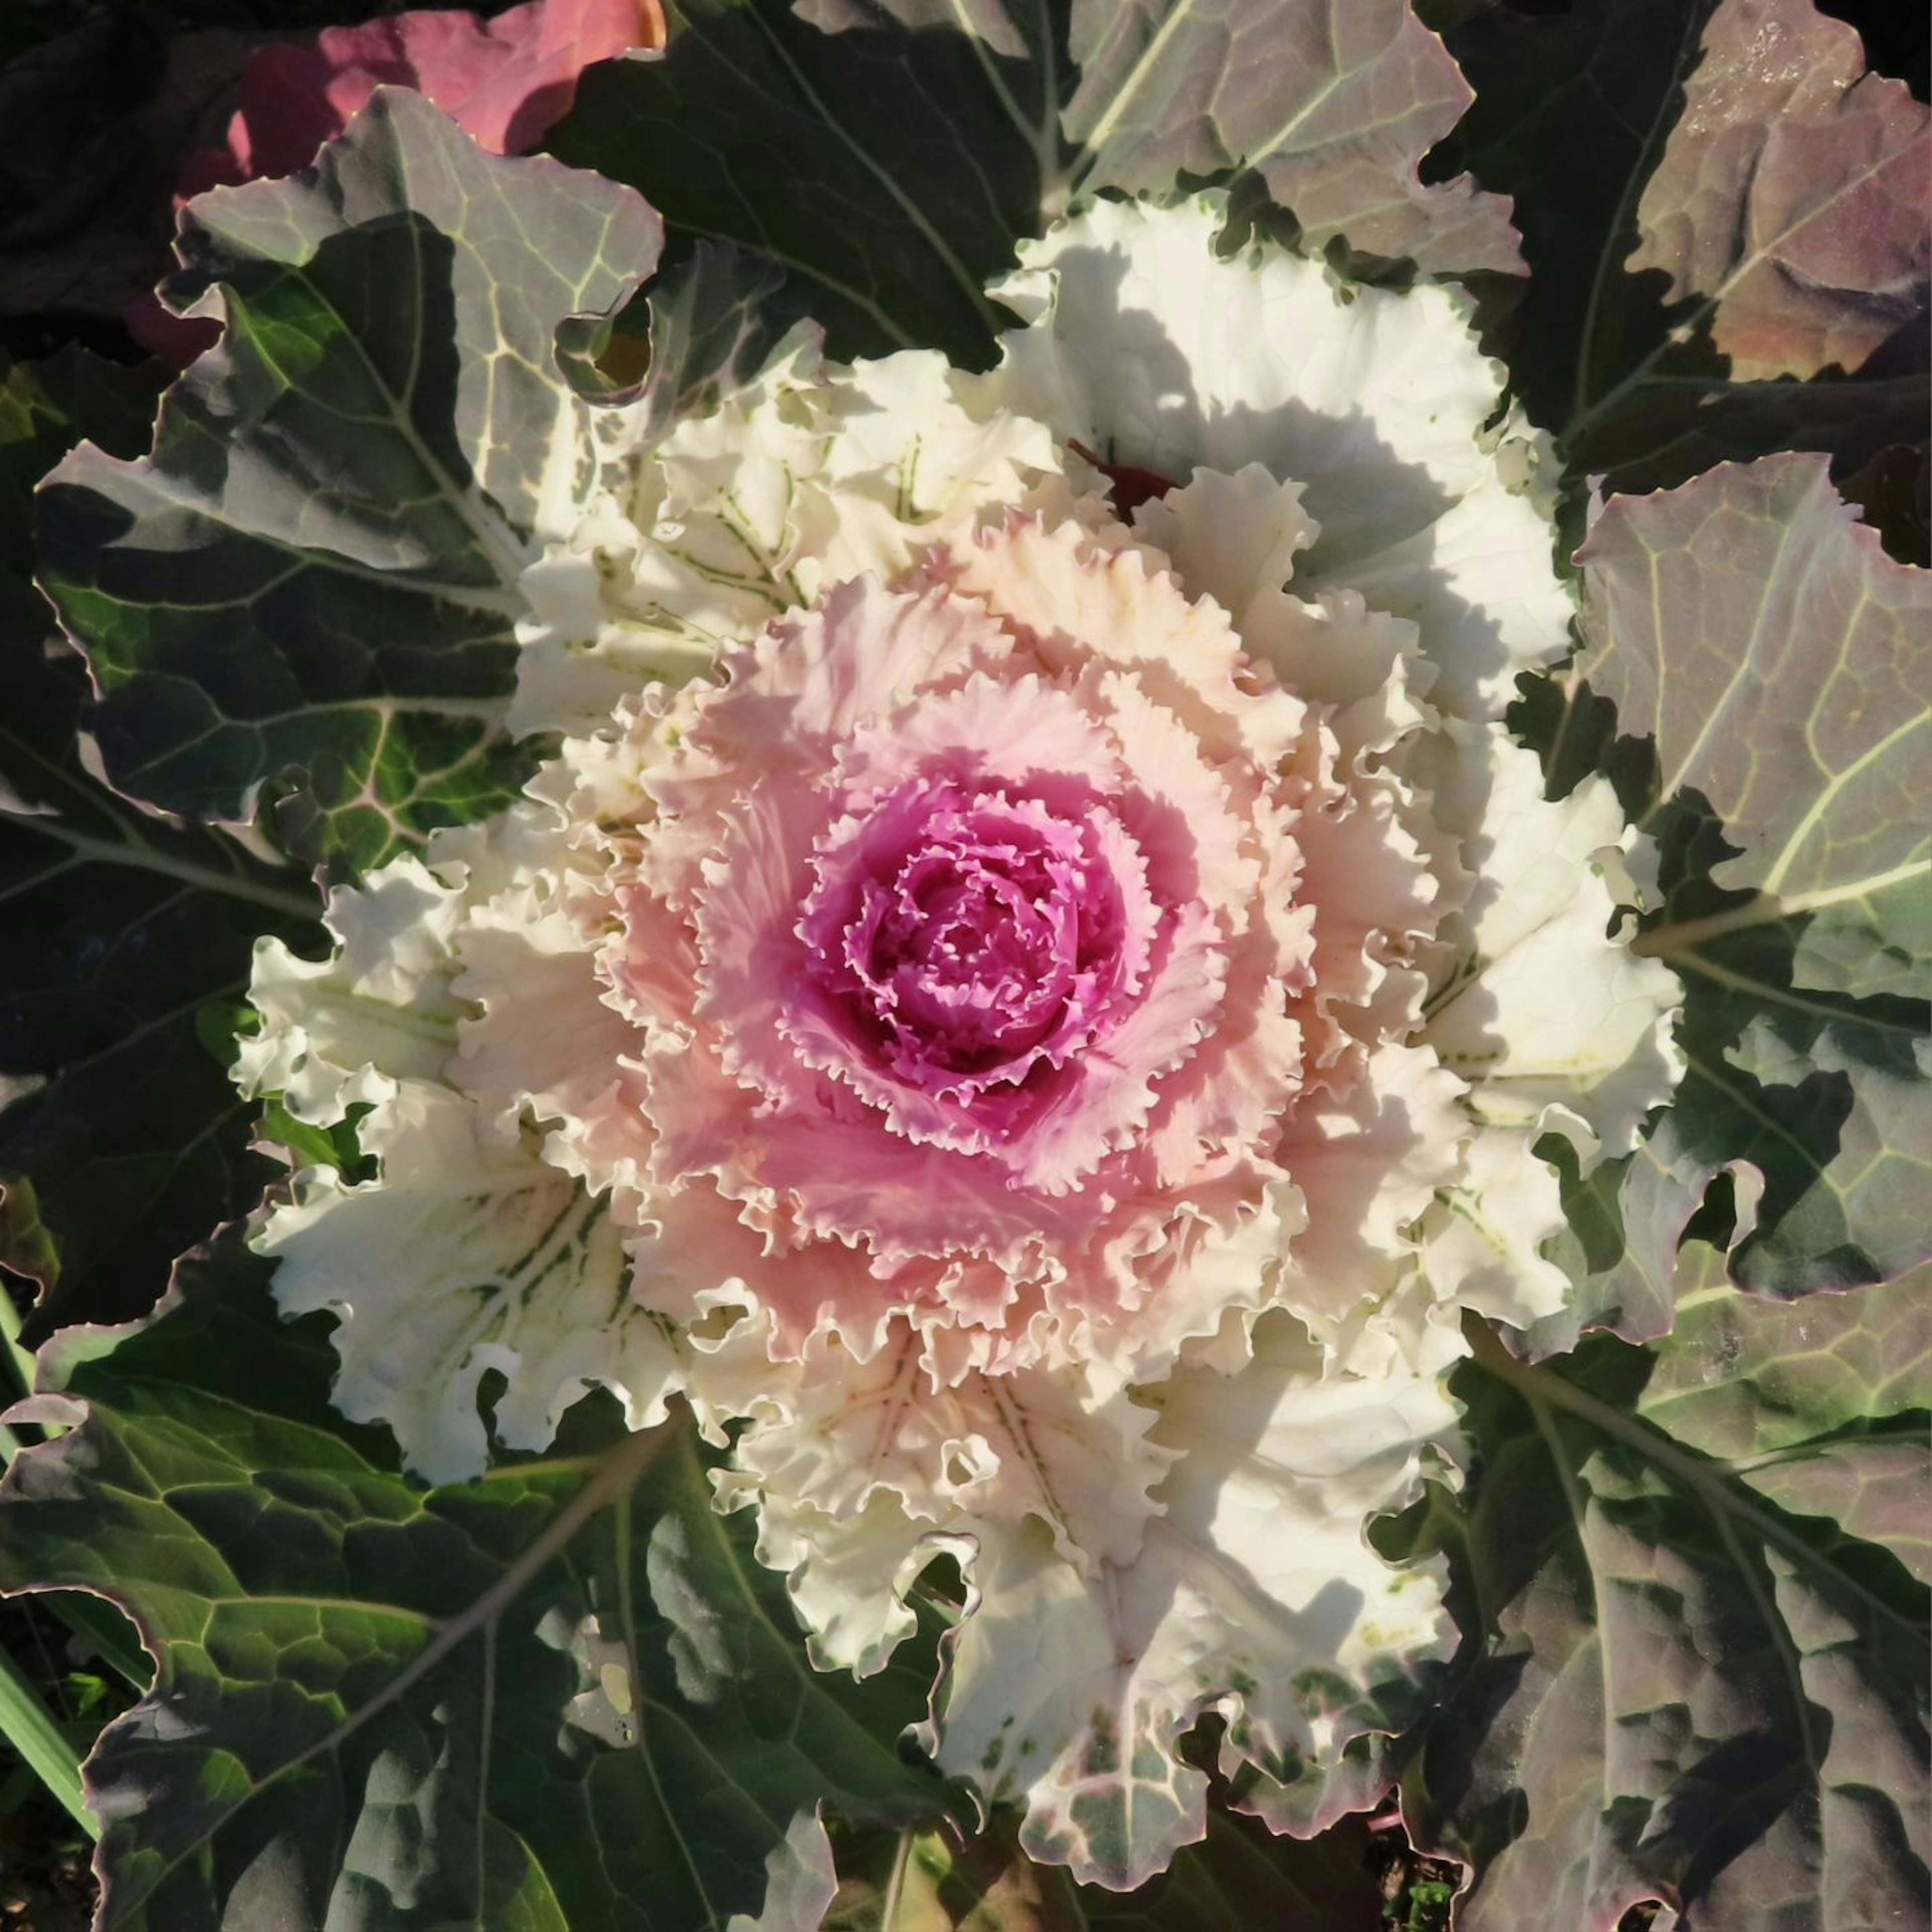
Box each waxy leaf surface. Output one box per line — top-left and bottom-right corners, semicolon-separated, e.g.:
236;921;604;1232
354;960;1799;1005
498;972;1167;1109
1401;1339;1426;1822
1527;453;1932;1321
552;0;1516;370
0;1244;956;1929
1578;452;1930;975
1061;0;1519;275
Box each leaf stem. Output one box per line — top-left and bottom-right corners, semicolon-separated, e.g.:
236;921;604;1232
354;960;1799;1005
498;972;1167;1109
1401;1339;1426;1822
879;1826;915;1930
1566;0;1713;437
1633;859;1932;958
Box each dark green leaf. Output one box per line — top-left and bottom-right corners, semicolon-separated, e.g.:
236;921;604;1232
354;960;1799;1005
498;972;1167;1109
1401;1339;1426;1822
35;90;663;875
0;1240;958;1929
551;1;1045;366
1410;1303;1930;1931
1430;0;1711;430
1666;928;1928;1296
1;350;321;1340
554;238;805;442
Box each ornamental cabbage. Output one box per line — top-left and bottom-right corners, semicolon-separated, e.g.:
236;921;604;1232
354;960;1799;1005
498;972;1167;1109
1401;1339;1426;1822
235;195;1683;1887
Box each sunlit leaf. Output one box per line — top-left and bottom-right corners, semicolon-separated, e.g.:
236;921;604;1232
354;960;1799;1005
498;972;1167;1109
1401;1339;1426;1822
551;0;1516;370
1410;1289;1930;1932
1521;453;1932;1326
1433;0;1927;504
1061;0;1519;275
1578;454;1930;981
1629;0;1929;382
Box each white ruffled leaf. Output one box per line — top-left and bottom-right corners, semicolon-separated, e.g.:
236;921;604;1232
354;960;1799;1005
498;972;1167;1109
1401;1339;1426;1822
233;859;466;1122
989;196;1570;718
513;341;1060;738
256;1082;683;1484
716;1331;1177;1674
931;1314;1457;1890
1421;731;1684;1159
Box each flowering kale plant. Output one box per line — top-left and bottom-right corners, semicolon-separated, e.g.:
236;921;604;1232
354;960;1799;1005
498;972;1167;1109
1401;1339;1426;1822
0;1;1926;1927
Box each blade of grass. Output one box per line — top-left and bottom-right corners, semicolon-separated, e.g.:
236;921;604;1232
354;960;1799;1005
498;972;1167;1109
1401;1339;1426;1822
0;1642;96;1837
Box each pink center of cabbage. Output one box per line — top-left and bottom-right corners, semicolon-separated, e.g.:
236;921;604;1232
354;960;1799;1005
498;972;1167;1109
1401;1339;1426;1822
787;776;1163;1152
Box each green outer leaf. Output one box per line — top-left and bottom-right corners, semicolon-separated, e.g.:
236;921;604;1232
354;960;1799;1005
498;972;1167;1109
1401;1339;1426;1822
1408;1303;1930;1932
1430;0;1713;431
551;0;1516;373
0;627;321;1334
551;0;1045;365
1064;0;1520;275
1627;0;1929;384
1530;918;1929;1323
554;238;804;440
1;352;324;1338
1642;1266;1932;1455
0;350;165;585
0;1241;958;1930
1537;453;1932;1309
34;90;663;874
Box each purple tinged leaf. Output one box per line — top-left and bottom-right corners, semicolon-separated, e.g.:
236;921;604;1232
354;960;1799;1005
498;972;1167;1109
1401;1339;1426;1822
1629;0;1930;382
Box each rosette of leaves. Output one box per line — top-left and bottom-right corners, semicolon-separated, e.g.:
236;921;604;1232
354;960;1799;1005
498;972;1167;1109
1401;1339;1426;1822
0;0;1925;1925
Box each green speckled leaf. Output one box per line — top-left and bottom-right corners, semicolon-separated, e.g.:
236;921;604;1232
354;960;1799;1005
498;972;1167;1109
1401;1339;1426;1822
34;89;663;876
0;1241;956;1930
1411;1300;1930;1932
